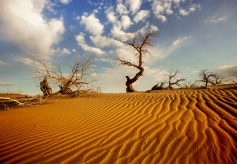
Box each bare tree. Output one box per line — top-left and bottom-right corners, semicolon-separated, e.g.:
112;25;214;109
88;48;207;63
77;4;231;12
228;68;237;84
198;69;215;87
211;73;225;86
182;80;200;88
151;81;167;90
28;54;99;94
167;69;186;89
116;28;158;92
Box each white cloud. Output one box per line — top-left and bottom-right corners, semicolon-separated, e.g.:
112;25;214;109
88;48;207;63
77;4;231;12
72;49;76;52
189;4;201;12
116;48;139;65
173;36;191;45
125;0;142;14
61;48;71;54
116;3;128;15
13;56;34;65
164;2;171;9
0;0;65;59
0;60;8;66
150;25;159;32
174;0;181;7
134;10;150;23
75;16;80;20
179;8;189;16
205;17;225;23
152;4;164;16
121;15;133;30
69;25;76;31
100;58;116;65
80;13;104;36
93;9;99;13
90;35;123;48
157;15;167;23
166;8;173;15
75;32;106;56
111;25;134;41
60;0;71;5
109;51;114;54
107;11;117;23
0;82;16;86
217;65;235;70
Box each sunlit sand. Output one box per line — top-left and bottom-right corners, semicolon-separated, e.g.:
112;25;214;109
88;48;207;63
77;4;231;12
0;85;237;163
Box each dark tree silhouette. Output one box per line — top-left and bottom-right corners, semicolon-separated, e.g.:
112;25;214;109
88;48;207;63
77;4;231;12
198;69;215;87
167;69;186;89
151;81;167;90
116;28;158;92
211;73;225;86
29;54;99;94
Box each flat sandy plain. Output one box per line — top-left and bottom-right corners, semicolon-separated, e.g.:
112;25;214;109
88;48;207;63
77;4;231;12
0;85;237;164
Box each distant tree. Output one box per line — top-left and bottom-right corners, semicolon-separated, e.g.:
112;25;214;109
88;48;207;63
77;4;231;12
211;73;225;86
28;54;100;94
182;80;200;88
198;69;215;87
228;68;237;84
116;27;158;92
151;80;167;90
167;69;186;89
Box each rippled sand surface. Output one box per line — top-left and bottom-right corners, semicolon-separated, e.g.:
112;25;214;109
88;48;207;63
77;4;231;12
0;86;237;164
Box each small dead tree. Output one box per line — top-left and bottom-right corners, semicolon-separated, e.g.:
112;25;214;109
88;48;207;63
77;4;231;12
116;27;158;92
228;69;237;84
29;54;99;94
211;73;225;86
167;69;186;89
151;82;167;90
182;80;200;88
198;69;215;87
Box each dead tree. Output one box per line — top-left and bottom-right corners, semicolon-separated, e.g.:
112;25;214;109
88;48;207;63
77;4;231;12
167;69;186;89
40;76;53;97
28;54;99;94
151;82;167;90
228;69;237;84
198;69;215;87
211;73;225;86
116;27;158;92
182;80;200;88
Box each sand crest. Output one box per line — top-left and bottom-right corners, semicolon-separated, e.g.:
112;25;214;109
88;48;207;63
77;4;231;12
0;86;237;163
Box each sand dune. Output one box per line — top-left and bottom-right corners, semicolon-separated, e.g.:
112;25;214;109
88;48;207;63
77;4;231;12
0;86;237;163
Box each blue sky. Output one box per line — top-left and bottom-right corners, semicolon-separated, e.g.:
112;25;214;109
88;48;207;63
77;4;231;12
0;0;237;95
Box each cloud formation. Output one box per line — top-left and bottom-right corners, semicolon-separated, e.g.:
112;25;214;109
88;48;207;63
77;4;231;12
0;61;8;66
0;82;16;86
80;13;104;36
0;0;65;59
121;15;133;30
75;32;106;56
173;36;191;45
134;10;150;23
125;0;142;14
90;35;123;48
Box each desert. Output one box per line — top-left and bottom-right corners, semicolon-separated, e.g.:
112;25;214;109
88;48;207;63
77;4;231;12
0;85;237;163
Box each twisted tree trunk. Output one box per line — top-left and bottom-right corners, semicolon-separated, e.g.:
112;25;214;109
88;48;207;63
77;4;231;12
125;67;144;92
40;77;53;97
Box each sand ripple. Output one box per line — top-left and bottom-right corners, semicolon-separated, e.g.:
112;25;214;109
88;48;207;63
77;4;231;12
0;87;237;164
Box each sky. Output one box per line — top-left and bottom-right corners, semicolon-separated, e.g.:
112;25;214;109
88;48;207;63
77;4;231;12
0;0;237;95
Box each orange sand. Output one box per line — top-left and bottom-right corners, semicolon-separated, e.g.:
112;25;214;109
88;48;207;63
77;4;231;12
0;86;237;164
